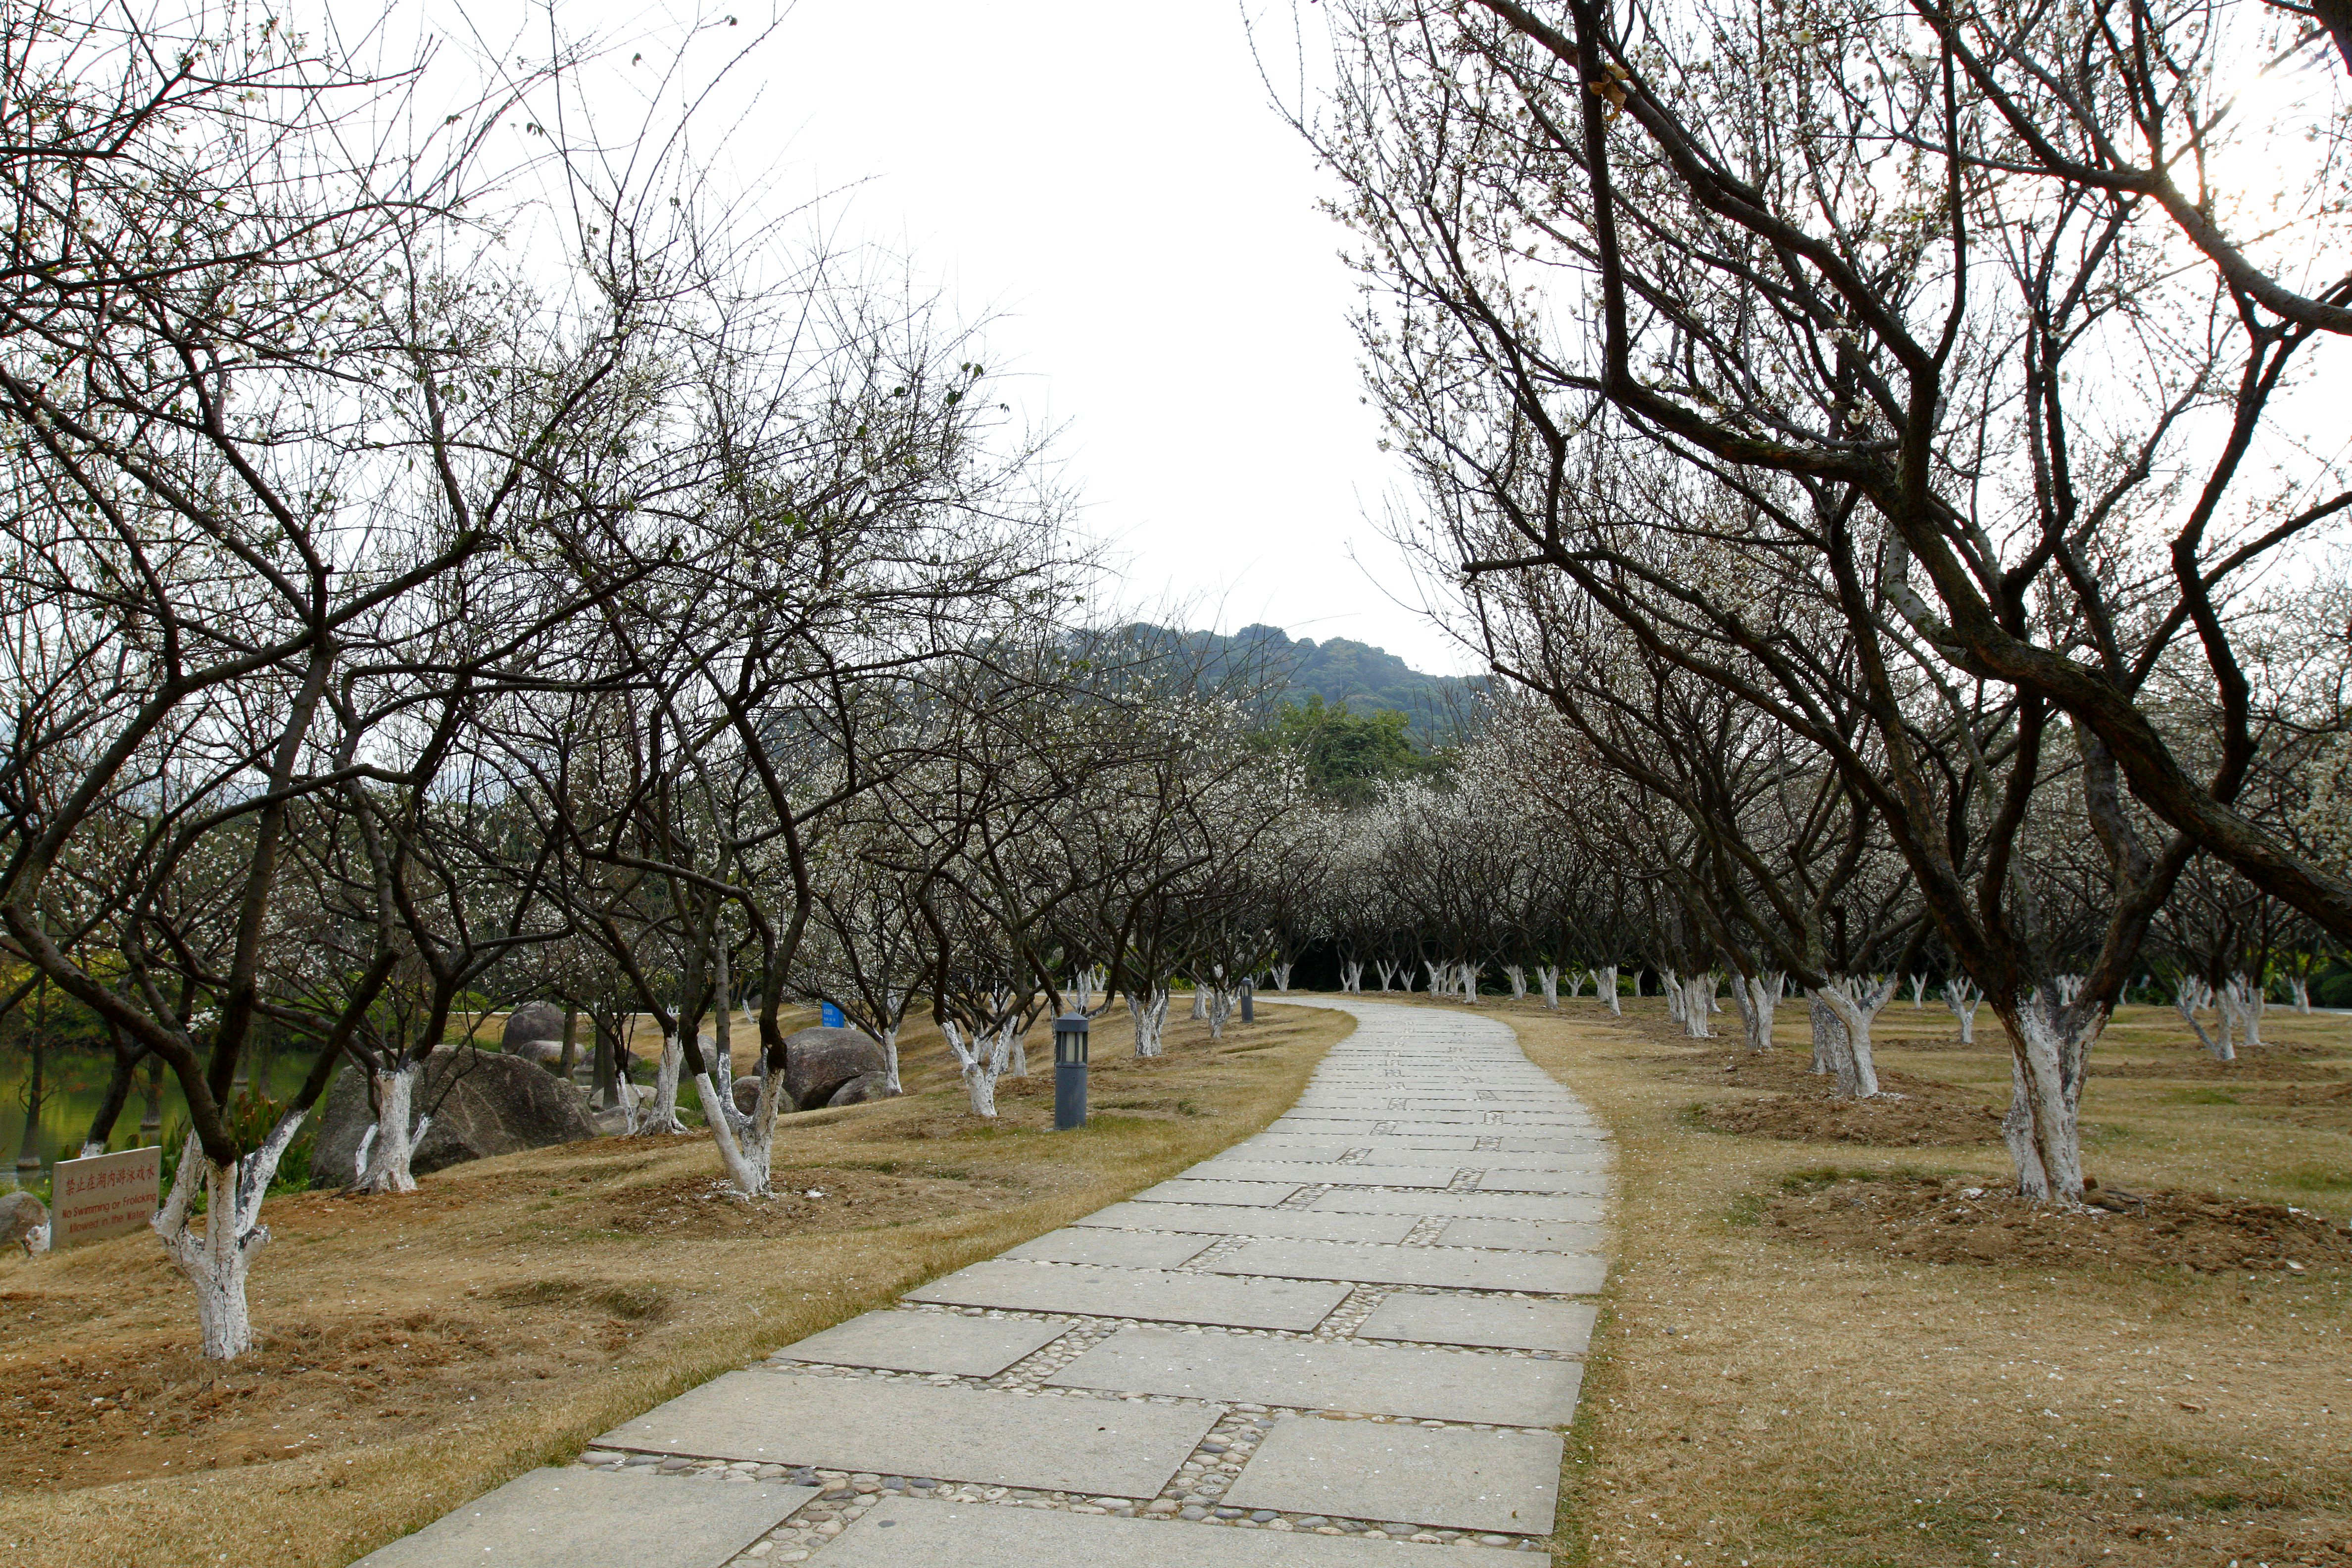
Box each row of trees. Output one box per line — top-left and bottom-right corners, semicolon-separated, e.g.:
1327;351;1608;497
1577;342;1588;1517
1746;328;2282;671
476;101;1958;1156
0;2;1321;1359
1256;0;2352;1206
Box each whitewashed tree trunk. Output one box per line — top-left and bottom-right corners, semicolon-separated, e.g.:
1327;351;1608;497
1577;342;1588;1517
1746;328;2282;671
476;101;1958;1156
1745;973;1780;1051
1813;978;1892;1097
1808;989;1838;1076
1422;959;1445;993
2286;976;2311;1013
1503;964;1527;1001
636;1034;688;1134
152;1110;307;1361
1536;965;1559;1008
880;1019;902;1096
1562;967;1585;999
1459;961;1482;1004
1270;961;1295;993
942;1020;1015;1117
2174;978;2230;1061
1997;994;2100;1204
2220;974;2265;1051
1679;975;1714;1038
1129;987;1171;1058
352;1063;424;1194
1205;985;1236;1039
1943;978;1982;1044
1340;960;1364;994
1189;983;1207;1020
1909;973;1927;1008
1663;968;1684;1025
1727;974;1759;1050
711;946;735;1086
1373;960;1395;992
1600;965;1620;1014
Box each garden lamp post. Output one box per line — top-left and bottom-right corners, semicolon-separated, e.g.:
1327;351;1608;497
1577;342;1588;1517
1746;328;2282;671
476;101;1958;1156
1053;1013;1089;1131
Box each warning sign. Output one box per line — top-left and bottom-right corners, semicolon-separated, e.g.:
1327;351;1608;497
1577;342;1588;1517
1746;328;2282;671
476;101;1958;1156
51;1146;160;1249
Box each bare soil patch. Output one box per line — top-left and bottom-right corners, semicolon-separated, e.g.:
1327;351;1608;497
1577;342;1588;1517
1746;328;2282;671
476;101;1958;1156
1763;1168;2352;1274
1683;1045;2003;1146
1699;1090;2000;1146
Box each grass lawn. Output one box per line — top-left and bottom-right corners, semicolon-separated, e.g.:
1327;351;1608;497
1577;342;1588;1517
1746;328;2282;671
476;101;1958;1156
1447;989;2352;1568
0;1001;1349;1568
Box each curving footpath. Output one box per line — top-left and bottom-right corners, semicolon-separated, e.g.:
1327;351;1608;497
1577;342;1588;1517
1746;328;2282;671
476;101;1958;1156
355;999;1610;1567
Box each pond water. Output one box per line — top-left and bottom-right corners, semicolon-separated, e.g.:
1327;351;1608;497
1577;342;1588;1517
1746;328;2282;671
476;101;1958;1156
0;1045;321;1196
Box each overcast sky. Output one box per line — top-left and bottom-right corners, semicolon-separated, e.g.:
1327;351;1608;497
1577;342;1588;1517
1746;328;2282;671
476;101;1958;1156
426;0;1473;675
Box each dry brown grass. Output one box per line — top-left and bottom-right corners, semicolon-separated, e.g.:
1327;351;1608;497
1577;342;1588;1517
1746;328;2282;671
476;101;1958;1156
1392;988;2352;1568
0;1002;1348;1568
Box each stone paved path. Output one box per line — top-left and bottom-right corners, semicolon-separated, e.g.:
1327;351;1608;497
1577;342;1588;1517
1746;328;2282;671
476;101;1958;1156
355;999;1608;1567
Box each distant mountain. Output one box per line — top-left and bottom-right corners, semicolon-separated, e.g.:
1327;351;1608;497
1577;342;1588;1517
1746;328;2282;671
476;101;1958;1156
1119;622;1483;740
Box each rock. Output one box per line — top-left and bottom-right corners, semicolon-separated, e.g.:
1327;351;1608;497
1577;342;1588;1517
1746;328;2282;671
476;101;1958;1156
732;1076;762;1117
784;1027;888;1111
501;1001;567;1055
312;1051;596;1188
0;1191;47;1248
509;1038;564;1067
825;1072;888;1108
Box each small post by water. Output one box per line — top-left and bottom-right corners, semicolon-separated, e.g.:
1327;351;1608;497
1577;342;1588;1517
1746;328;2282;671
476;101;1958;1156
1052;1014;1089;1131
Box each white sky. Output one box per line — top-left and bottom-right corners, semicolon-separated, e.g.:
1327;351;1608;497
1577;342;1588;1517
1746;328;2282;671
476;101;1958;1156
398;0;1474;675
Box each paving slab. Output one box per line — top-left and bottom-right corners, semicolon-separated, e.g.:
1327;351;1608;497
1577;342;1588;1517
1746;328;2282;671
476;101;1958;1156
771;1310;1072;1376
818;1495;1521;1566
1128;1178;1301;1207
1205;1238;1606;1294
1356;1293;1600;1354
1468;1168;1610;1196
1436;1218;1611;1254
1005;1227;1216;1269
1071;1201;1418;1244
596;1372;1217;1497
905;1259;1352;1330
1182;1160;1454;1189
1046;1325;1580;1426
1493;1134;1615;1153
1325;1147;1602;1173
1311;1188;1605;1223
1223;1416;1564;1534
352;1467;816;1568
1215;1140;1357;1161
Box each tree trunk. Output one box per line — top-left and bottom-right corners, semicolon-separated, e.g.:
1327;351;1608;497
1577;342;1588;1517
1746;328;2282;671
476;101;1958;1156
1813;982;1887;1098
880;1023;902;1096
1679;975;1714;1038
1742;974;1779;1051
1189;984;1206;1021
2174;980;2231;1061
352;1063;426;1194
1536;965;1559;1008
1271;961;1294;992
15;1016;45;1173
636;1035;688;1134
1663;968;1683;1025
943;1021;1014;1117
1129;988;1171;1058
1995;995;2098;1205
81;1031;142;1158
711;946;734;1086
557;1004;582;1080
1600;965;1620;1014
2287;977;2311;1013
152;1111;307;1361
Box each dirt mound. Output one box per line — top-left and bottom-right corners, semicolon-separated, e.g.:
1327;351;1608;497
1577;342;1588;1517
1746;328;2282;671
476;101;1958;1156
0;1307;517;1489
1764;1171;2352;1274
581;1165;1005;1238
1700;1091;2000;1146
2096;1039;2346;1080
1689;1049;2001;1146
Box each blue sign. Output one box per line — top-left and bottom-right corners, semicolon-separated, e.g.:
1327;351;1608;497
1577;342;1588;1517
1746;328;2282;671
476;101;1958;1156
820;1001;845;1028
